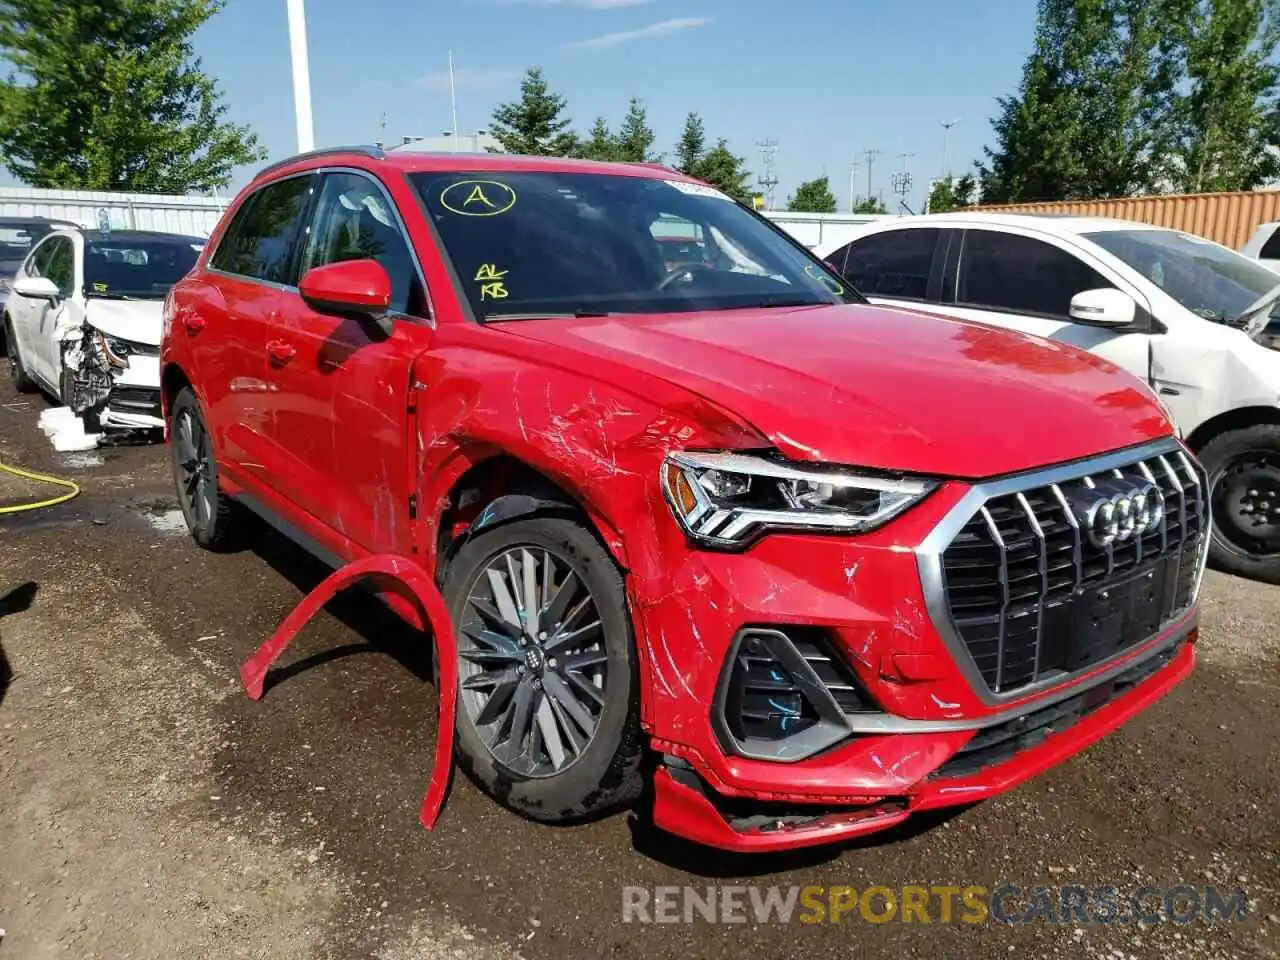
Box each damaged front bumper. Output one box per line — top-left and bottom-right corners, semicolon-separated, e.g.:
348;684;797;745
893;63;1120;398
649;621;1195;852
62;327;163;431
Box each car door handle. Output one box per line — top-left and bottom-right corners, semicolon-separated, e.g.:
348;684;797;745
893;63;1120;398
266;340;296;364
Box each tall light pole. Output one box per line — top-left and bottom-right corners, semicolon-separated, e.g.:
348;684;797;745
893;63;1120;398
448;50;460;140
286;0;315;152
941;118;960;178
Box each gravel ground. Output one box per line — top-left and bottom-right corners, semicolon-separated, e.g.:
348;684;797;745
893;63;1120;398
1;382;1278;960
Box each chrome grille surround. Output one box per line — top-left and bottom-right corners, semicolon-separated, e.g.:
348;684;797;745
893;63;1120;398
917;437;1209;706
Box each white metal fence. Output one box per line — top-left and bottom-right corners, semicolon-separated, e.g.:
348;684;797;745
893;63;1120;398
761;211;901;249
0;187;230;237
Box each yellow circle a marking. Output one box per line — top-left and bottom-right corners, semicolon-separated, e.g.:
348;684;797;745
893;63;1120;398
440;180;517;217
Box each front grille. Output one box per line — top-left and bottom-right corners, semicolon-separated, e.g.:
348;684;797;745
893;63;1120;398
939;445;1207;696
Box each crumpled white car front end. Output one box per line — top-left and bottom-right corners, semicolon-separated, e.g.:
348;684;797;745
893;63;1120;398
58;298;164;431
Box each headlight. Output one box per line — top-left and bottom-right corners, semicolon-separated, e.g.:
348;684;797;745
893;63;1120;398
660;451;937;548
94;329;137;367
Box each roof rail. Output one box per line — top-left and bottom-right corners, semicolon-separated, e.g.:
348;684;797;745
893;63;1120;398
252;144;387;181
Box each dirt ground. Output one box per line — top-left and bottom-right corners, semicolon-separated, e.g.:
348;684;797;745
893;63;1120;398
1;381;1278;960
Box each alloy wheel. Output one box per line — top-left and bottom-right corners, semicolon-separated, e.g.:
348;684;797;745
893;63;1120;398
458;546;609;778
175;407;215;529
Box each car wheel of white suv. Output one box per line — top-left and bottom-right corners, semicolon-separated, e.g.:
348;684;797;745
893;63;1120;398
1200;424;1280;584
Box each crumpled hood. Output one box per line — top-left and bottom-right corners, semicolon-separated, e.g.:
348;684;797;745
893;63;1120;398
84;298;164;346
496;303;1174;479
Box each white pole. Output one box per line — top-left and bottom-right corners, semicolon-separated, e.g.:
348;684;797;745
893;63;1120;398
286;0;315;152
941;118;960;179
847;162;856;213
449;50;459;140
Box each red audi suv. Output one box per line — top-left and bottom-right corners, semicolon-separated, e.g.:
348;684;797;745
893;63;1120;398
160;146;1206;852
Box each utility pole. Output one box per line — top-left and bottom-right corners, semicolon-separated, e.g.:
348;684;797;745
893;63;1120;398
891;153;914;212
859;148;881;210
847;159;862;212
376;111;387;150
941;118;960;177
756;139;780;210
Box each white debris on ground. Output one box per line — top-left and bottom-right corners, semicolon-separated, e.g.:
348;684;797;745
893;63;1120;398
143;508;189;537
37;406;101;452
58;451;105;468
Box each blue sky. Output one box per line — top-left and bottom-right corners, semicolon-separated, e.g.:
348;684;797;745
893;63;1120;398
16;0;1042;209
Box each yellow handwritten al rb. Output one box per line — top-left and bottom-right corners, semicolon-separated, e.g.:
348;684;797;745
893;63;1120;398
476;263;509;301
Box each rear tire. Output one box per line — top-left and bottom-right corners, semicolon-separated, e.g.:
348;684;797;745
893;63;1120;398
441;516;644;824
1199;424;1280;584
6;318;36;393
168;386;248;551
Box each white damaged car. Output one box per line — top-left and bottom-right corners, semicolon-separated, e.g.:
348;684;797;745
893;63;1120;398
4;226;203;432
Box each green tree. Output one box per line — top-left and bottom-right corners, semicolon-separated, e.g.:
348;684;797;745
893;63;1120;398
977;0;1171;203
488;67;578;156
616;98;658;163
0;0;265;192
926;174;977;212
1161;0;1280;192
694;139;753;202
786;176;838;212
673;112;706;176
852;196;888;214
578;117;620;161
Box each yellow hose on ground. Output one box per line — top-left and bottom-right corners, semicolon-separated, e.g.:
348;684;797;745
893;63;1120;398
0;461;81;515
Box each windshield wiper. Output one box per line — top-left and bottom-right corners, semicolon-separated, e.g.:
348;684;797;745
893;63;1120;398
483;310;615;322
716;297;831;310
1228;281;1280;333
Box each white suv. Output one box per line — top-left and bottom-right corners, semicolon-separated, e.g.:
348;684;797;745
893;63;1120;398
5;225;203;432
1243;220;1280;272
816;213;1280;584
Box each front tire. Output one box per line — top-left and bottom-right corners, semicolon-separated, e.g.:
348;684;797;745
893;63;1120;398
6;318;36;393
441;516;644;823
168;386;247;552
1199;424;1280;584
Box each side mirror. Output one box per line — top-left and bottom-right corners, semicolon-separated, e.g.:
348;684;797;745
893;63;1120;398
13;276;61;301
1069;287;1136;327
298;259;394;336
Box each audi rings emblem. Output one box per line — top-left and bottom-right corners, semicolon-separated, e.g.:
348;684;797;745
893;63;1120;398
1072;480;1163;549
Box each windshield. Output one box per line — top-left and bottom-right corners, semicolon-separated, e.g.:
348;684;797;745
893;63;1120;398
0;221;54;266
1085;229;1280;323
84;236;202;299
409;171;856;320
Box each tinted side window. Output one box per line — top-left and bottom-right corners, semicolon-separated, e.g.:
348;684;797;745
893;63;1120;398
823;242;851;275
210;175;315;283
843;229;939;300
958;231;1111;318
298;172;426;316
1260;226;1280;260
45;238;74;292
